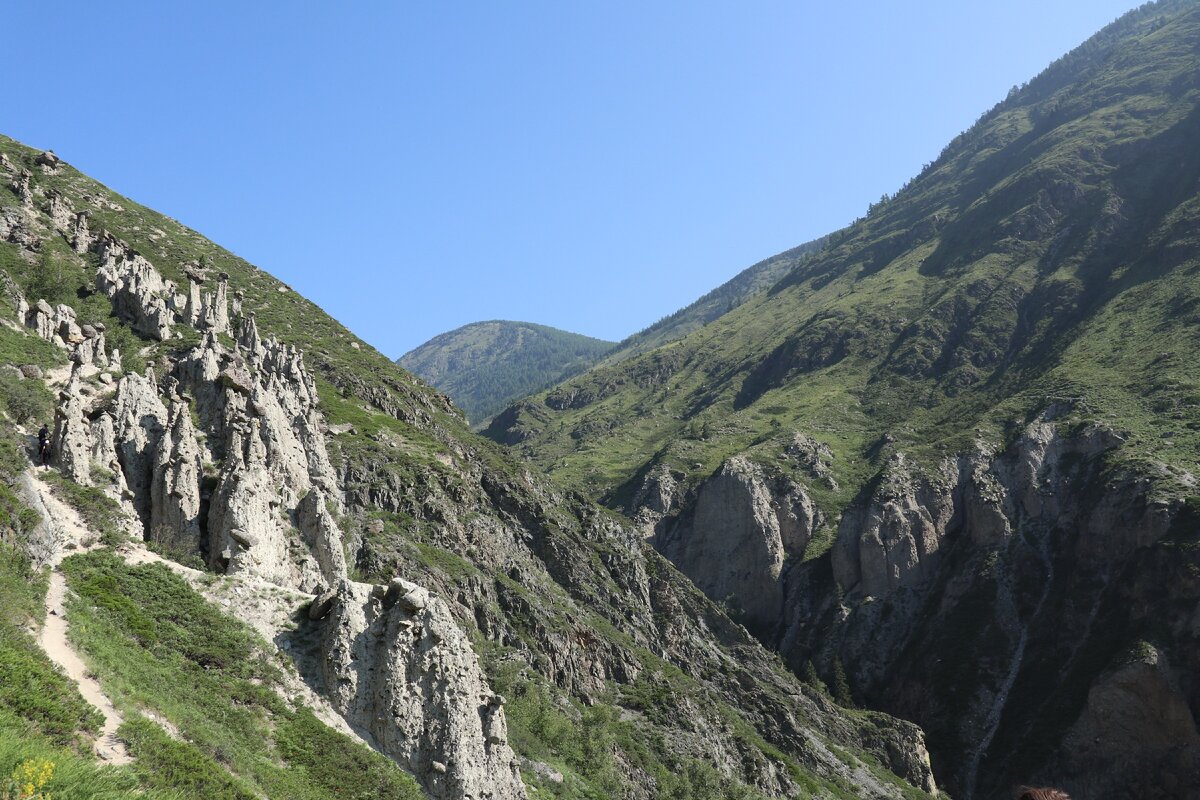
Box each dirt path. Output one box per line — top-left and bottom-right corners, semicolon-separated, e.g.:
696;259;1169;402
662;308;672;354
38;570;131;765
23;472;131;764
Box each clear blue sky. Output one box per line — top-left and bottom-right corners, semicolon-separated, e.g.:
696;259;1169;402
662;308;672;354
5;1;1142;356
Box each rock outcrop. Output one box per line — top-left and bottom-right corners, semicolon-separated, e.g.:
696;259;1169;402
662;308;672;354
95;235;175;340
831;453;957;599
652;456;819;634
149;399;204;554
112;372;170;524
51;365;93;485
776;412;1191;799
25;300;84;349
183;274;230;334
71;210;92;254
13;168;33;208
319;579;527;800
172;317;344;589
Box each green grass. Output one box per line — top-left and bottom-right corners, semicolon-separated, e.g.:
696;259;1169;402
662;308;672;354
0;709;177;800
0;543;101;747
40;472;127;547
59;551;423;800
274;709;423;800
119;715;256;800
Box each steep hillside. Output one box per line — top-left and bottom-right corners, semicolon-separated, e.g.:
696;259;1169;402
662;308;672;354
0;132;939;799
607;233;834;363
487;2;1200;797
398;321;614;424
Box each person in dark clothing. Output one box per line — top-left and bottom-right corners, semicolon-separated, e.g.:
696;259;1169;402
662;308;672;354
37;424;50;467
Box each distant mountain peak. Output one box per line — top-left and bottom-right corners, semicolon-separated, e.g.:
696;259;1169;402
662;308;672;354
397;320;614;424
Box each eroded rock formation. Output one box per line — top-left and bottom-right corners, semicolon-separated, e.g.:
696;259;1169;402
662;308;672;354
96;235;175;340
149;398;204;554
319;579;527;800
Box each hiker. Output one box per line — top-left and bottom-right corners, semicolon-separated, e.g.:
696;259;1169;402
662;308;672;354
37;423;50;467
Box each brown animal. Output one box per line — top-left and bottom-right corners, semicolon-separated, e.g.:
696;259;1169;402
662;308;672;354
1016;789;1070;800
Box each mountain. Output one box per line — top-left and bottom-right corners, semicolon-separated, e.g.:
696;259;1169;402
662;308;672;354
0;135;939;798
397;321;614;425
605;233;835;364
487;2;1200;797
397;235;835;429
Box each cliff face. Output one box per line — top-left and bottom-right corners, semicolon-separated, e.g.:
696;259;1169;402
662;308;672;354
629;409;1199;798
0;134;938;799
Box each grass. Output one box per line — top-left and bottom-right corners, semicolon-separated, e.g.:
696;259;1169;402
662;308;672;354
119;715;256;800
0;543;101;747
40;472;127;547
0;709;177;800
59;551;423;800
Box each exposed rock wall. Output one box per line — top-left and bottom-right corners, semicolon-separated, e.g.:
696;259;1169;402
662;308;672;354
149;399;203;553
652;456;819;634
112;372;170;524
831;453;958;599
95;235;175;340
793;414;1188;798
625;408;1196;798
318;579;527;800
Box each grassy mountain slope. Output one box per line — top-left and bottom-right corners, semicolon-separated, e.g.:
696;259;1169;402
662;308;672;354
488;0;1200;505
485;3;1200;796
606;233;834;364
0;132;938;798
398;320;614;424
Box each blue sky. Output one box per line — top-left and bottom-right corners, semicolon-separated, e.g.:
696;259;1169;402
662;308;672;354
4;1;1142;356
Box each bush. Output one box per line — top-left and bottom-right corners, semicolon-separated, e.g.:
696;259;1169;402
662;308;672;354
21;247;84;309
274;709;422;800
101;323;146;376
121;716;257;800
0;709;175;800
0;545;101;745
0;373;52;427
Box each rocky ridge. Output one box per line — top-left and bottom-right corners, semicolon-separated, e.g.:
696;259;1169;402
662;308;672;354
3;164;528;799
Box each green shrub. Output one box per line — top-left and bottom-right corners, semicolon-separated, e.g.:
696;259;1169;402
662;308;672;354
121;715;257;800
0;373;52;427
21;248;80;308
274;709;422;800
101;323;146;376
0;709;175;800
0;544;101;746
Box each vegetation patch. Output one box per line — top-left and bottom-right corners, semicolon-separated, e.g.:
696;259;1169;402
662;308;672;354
0;543;100;747
60;551;423;800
